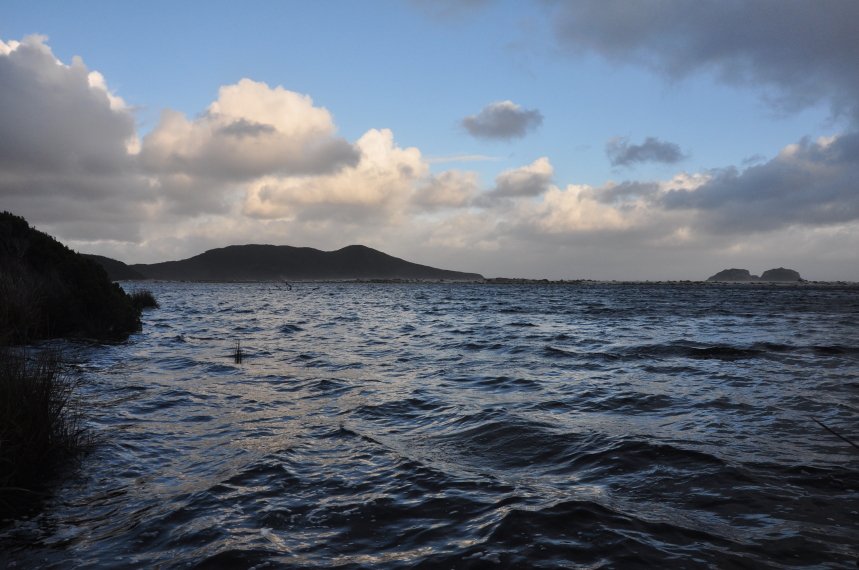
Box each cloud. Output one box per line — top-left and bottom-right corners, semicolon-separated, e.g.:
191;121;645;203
411;169;479;210
217;118;277;138
488;157;553;198
606;136;687;167
0;36;363;235
138;79;361;216
548;1;859;122
741;154;767;166
510;184;650;237
140;79;360;183
424;154;499;163
540;0;859;253
496;133;859;246
461;101;543;140
4;35;858;280
660;133;859;233
468;157;554;208
514;132;859;242
0;35;151;240
242;128;425;223
0;35;137;176
499;171;707;243
591;180;662;205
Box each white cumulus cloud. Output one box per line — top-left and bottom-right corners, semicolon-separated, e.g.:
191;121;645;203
140;79;360;182
242;128;425;223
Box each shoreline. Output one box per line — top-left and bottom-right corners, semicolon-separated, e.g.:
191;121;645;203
118;279;859;287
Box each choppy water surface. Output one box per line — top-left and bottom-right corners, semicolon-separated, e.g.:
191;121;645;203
3;283;859;569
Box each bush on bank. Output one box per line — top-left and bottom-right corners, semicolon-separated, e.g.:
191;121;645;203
0;211;141;343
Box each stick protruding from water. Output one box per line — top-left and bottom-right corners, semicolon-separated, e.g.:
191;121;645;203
811;416;859;451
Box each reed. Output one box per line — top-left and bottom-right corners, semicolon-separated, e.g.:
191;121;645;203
130;289;159;310
0;345;93;502
233;340;243;364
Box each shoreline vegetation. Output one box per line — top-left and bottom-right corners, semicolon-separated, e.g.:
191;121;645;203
0;211;153;512
0;346;93;508
130;289;159;310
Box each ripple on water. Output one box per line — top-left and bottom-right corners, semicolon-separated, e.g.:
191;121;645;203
2;282;859;569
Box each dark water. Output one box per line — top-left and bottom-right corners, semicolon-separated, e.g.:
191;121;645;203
3;283;859;569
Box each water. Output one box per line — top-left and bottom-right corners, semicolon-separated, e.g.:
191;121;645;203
2;283;859;569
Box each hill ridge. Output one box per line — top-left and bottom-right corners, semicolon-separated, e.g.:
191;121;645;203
120;244;483;281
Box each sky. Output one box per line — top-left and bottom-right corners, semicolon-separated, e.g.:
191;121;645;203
2;0;858;280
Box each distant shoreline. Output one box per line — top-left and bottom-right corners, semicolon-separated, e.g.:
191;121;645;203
116;278;859;286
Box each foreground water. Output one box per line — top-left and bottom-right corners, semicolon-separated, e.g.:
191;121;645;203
2;283;859;569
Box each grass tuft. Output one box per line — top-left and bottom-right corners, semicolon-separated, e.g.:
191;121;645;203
0;345;94;506
130;289;159;310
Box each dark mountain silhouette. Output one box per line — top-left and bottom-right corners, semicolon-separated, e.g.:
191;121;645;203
80;254;146;281
127;244;483;281
707;267;803;282
760;267;802;282
707;268;759;281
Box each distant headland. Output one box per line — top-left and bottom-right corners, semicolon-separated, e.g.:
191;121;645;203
84;244;483;282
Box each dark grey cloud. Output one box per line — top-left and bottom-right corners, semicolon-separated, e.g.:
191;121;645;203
660;133;859;232
593;180;660;205
472;157;553;207
549;1;859;122
0;37;136;177
461;101;543;140
217;118;277;138
606;136;687;167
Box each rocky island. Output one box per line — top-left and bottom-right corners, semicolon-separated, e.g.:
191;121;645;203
707;267;802;282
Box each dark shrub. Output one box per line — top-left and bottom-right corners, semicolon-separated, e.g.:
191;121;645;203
0;211;141;342
131;289;159;310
